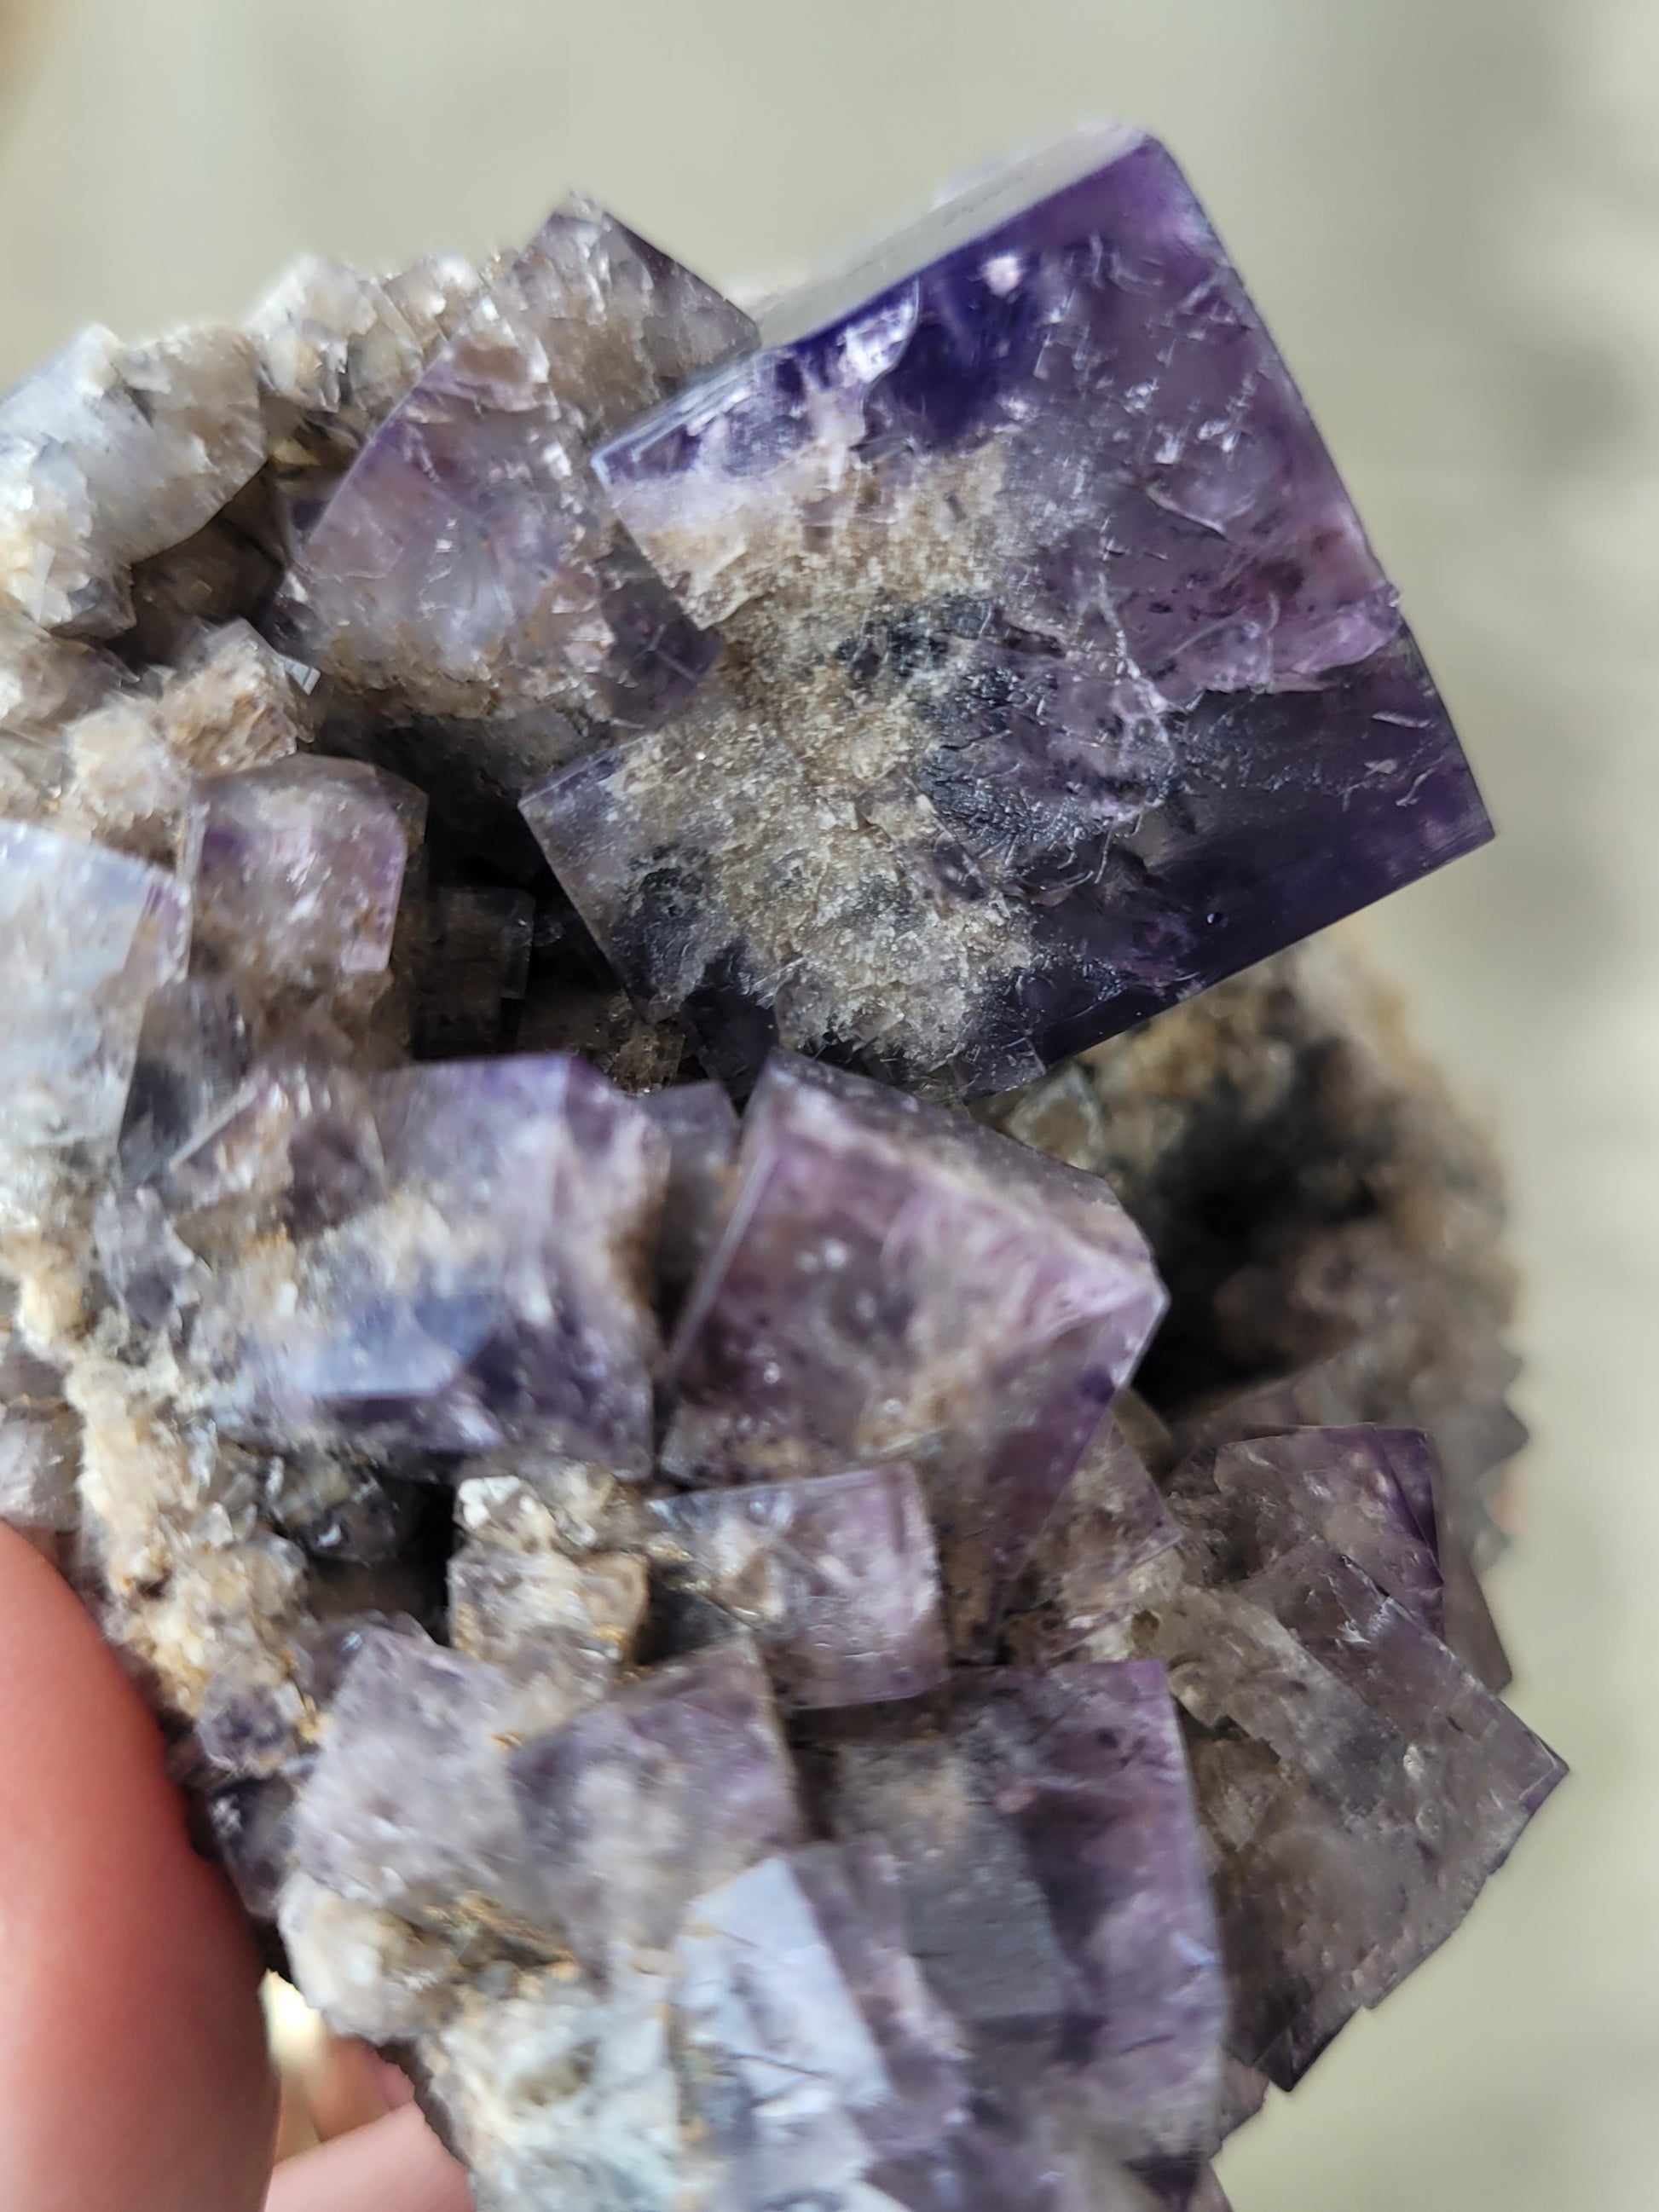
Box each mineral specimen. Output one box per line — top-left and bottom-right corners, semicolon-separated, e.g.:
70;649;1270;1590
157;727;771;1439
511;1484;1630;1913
0;132;1559;2212
523;125;1490;1099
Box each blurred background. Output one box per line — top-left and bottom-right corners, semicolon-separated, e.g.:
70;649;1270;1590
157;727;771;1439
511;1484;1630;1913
0;1;1645;2205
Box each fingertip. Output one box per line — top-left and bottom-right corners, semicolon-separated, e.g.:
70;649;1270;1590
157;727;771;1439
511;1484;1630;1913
0;1526;278;2211
264;2103;473;2212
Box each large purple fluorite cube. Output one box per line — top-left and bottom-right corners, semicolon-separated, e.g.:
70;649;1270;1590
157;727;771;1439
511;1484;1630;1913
280;199;754;733
663;1051;1165;1649
524;128;1490;1098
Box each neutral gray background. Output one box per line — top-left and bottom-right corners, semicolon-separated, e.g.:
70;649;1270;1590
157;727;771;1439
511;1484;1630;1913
0;3;1645;2205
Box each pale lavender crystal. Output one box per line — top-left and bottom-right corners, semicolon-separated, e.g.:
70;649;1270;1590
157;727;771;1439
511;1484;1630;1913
91;1183;202;1333
205;1054;667;1463
0;817;188;1150
188;755;421;985
787;1839;971;2154
280;199;754;734
649;1464;949;1709
508;1639;804;1970
664;1052;1165;1649
116;973;253;1184
164;1014;386;1245
292;1624;546;1933
525;127;1489;1098
1176;1390;1511;1689
830;1661;1225;2175
674;1841;966;2198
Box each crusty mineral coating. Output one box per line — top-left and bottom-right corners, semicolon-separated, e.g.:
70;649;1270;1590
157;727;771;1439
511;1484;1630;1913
0;161;1560;2212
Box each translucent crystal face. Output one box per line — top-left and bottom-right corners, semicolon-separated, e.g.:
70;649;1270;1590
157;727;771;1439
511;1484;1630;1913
524;130;1491;1099
0;131;1555;2212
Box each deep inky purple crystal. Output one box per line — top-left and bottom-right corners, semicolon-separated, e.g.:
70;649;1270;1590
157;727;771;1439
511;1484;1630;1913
663;1050;1165;1649
523;127;1490;1098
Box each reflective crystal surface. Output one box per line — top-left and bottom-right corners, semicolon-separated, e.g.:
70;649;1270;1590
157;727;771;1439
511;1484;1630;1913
665;1050;1165;1649
526;129;1489;1099
280;199;754;734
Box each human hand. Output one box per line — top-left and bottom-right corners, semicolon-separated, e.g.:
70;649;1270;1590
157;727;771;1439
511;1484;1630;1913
0;1523;472;2212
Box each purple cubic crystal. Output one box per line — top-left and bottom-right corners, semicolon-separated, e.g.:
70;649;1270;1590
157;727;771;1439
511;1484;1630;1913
189;755;422;985
507;1638;805;1970
1177;1388;1512;1689
1155;1531;1564;2085
829;1661;1225;2176
1180;1424;1447;1637
649;1463;949;1709
674;1840;967;2196
663;1051;1165;1649
0;817;189;1150
280;199;754;736
292;1623;546;1933
523;127;1489;1098
202;1054;667;1464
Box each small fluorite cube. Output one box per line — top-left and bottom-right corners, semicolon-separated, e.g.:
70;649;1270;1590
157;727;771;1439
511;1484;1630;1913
508;1640;805;1970
0;817;189;1151
280;199;754;733
189;755;422;985
525;128;1491;1098
201;1054;668;1464
663;1051;1165;1649
649;1463;949;1709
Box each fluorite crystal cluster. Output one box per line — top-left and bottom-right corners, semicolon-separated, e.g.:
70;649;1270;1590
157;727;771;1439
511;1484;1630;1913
0;124;1557;2212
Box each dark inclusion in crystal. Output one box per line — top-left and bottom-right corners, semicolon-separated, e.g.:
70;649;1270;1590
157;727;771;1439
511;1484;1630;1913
524;126;1490;1098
